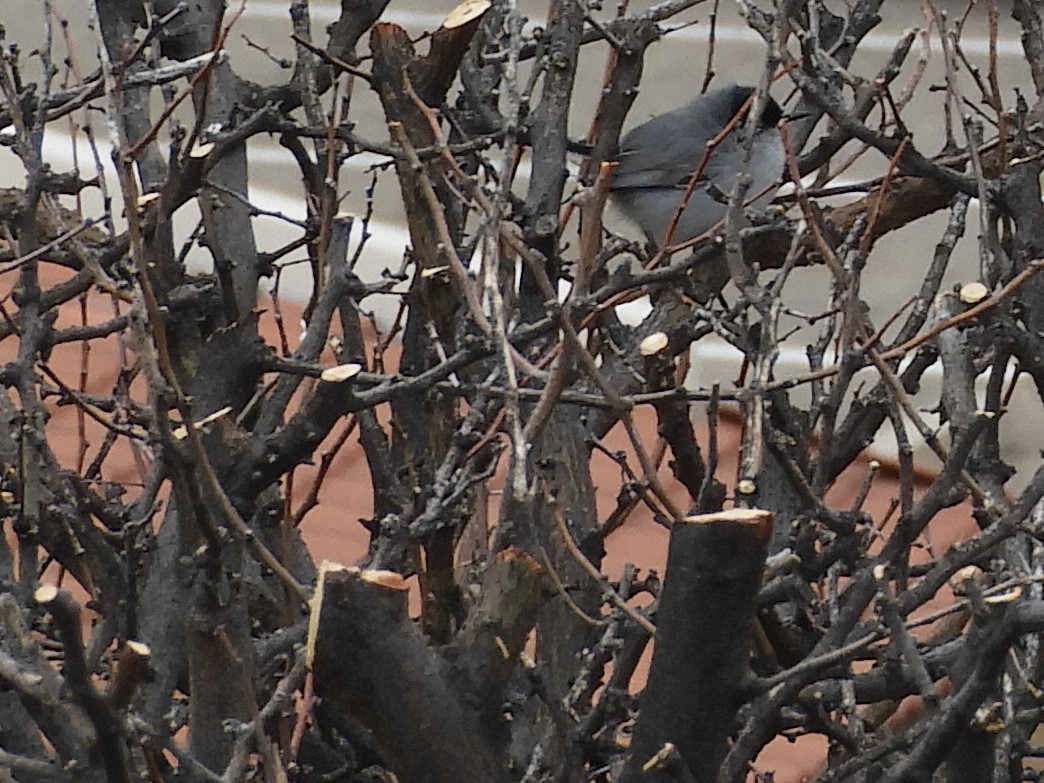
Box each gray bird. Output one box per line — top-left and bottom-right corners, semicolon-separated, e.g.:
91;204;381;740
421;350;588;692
610;85;786;246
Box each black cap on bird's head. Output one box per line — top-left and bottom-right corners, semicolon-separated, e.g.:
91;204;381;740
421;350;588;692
720;85;785;130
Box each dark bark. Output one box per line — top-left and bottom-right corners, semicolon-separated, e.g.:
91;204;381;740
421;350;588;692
310;566;503;783
622;509;772;783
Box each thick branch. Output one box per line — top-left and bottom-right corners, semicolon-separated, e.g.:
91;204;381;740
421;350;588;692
308;564;503;783
621;509;772;783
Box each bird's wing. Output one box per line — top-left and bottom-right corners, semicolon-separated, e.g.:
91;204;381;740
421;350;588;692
612;147;732;191
611;154;699;190
612;106;734;191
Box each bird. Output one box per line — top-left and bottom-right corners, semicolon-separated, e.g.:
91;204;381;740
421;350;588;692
610;85;786;246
